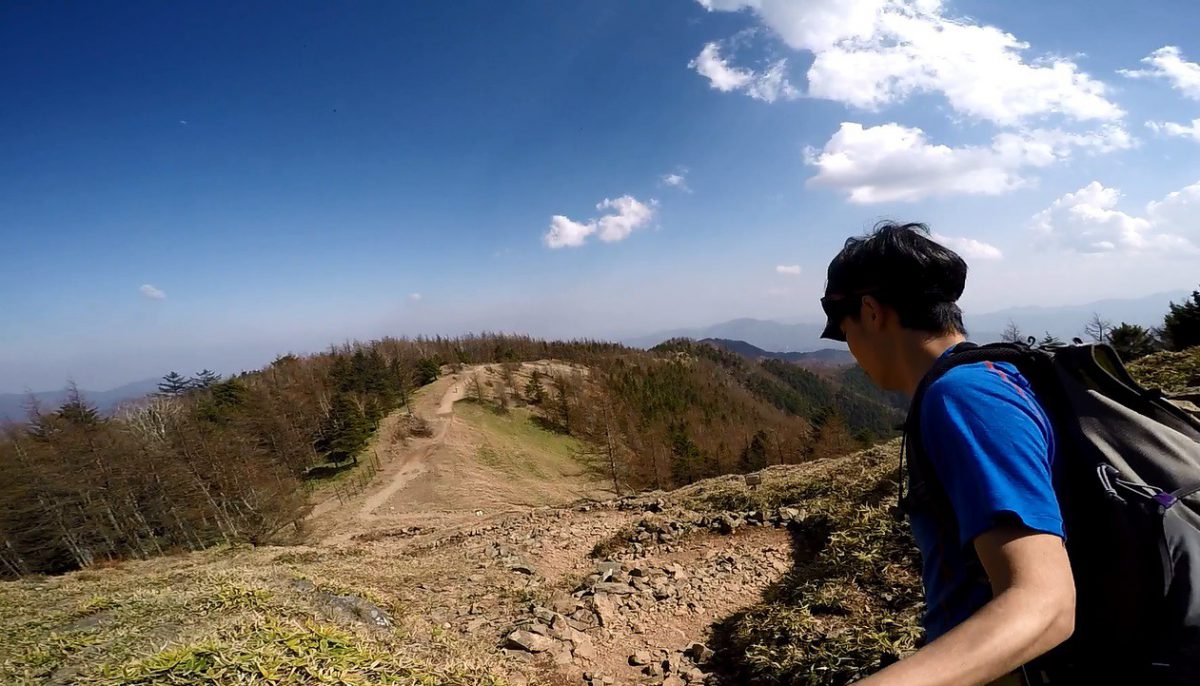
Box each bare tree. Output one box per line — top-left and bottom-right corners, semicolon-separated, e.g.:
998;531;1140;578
1084;312;1113;343
1001;320;1024;343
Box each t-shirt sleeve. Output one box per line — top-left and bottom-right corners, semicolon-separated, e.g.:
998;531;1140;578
920;364;1064;549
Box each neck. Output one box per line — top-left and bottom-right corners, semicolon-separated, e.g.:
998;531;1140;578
896;330;967;397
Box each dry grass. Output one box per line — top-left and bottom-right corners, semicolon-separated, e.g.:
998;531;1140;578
0;543;515;686
1128;347;1200;393
670;441;924;685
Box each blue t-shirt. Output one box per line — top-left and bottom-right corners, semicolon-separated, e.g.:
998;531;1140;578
908;351;1064;641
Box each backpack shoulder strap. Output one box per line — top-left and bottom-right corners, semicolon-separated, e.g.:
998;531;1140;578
900;342;1056;517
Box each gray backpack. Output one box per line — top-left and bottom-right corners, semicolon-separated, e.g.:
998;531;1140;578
902;342;1200;683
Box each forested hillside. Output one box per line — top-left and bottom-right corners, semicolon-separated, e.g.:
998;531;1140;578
653;339;904;441
0;334;884;578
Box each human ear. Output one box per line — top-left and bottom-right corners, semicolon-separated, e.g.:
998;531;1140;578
860;295;883;332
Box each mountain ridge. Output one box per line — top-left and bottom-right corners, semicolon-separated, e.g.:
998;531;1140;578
625;290;1189;352
0;377;160;422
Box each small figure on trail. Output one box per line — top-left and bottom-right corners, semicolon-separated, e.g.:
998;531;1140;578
822;222;1200;685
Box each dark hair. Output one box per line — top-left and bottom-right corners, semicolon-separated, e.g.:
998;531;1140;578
825;221;968;336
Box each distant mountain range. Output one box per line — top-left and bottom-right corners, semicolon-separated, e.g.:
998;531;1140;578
697;338;856;368
626;318;833;352
0;378;160;422
625;290;1189;352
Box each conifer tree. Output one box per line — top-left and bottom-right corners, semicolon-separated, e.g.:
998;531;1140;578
1164;289;1200;351
320;393;371;464
739;430;770;472
190;369;222;389
57;384;100;426
1038;332;1064;347
1108;323;1159;361
415;358;440;386
524;370;546;405
157;371;191;396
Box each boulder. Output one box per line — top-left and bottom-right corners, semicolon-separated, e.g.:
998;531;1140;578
684;642;713;663
591;594;618;627
505;629;555;653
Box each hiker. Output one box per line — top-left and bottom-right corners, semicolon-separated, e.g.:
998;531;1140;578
821;221;1200;685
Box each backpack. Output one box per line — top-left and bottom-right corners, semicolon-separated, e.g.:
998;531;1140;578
901;341;1200;683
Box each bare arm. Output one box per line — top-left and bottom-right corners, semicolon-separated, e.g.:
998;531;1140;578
854;526;1075;686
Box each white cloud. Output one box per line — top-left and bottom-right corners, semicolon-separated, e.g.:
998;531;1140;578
139;284;166;300
661;172;692;192
1147;118;1200;143
544;215;597;249
544;195;657;249
930;233;1003;260
775;264;802;275
1032;181;1200;254
595;196;656;243
409;293;422;301
1120;46;1200;101
693;0;1122;125
689;42;798;103
804;122;1132;203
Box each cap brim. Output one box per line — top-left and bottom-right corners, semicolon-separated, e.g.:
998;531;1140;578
820;319;846;342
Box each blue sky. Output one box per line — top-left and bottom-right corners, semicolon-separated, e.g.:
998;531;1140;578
2;0;1200;391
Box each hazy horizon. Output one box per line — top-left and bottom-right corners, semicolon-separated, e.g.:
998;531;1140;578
2;287;1189;395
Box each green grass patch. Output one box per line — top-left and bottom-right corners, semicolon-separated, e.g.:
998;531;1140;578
457;403;588;480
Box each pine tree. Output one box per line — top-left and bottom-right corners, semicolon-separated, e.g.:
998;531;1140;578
57;384;100;426
1108;323;1159;361
157;371;191;396
668;422;704;485
524;370;546;405
739;430;770;472
319;393;371;464
415;358;440;386
190;369;222;389
1164;289;1200;351
1038;332;1064;347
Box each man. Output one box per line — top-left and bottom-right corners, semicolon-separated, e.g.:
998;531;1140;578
820;222;1075;686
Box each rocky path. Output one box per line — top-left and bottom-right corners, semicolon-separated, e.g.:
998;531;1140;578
313;370;473;544
366;497;808;686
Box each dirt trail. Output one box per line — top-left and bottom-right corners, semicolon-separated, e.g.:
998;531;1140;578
353;378;465;517
312;370;470;544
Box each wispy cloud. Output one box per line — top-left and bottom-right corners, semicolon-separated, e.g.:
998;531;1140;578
139;284;166;300
931;233;1003;260
409;293;422;302
1121;46;1200;101
775;264;802;275
544;195;657;249
661;171;692;193
1147;118;1200;143
689;42;798;103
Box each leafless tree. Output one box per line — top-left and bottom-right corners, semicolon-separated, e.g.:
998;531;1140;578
1084;312;1113;343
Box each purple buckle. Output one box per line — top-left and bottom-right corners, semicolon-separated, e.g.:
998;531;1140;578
1153;492;1178;509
